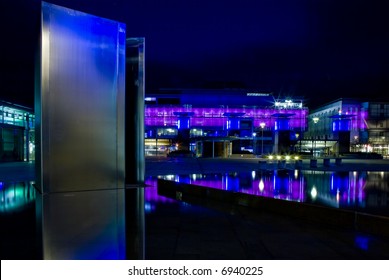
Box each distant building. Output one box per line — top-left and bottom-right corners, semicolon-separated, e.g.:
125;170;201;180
7;93;386;161
145;89;308;157
0;100;35;162
305;98;389;157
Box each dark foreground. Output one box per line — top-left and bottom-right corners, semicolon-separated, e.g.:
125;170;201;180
1;158;389;259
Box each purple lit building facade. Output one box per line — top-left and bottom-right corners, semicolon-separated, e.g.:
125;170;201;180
305;98;389;157
144;89;308;157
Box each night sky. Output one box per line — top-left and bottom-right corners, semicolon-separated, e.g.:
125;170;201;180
1;0;388;108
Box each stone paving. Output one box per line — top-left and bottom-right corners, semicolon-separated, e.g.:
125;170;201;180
145;189;389;259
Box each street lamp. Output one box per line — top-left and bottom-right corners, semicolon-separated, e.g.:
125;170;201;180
252;132;257;155
260;122;266;155
295;133;300;153
312;117;319;157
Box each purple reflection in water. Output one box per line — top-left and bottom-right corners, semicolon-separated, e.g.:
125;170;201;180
159;171;306;202
144;177;178;213
155;171;389;216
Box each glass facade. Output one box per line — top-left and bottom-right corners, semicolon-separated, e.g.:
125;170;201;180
306;99;389;157
0;101;35;162
144;103;308;157
145;105;307;130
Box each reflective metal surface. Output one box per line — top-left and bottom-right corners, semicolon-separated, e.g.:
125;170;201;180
31;2;137;260
125;38;145;185
36;2;126;193
125;38;146;259
38;189;125;259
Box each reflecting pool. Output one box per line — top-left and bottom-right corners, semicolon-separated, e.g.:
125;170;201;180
1;175;389;260
0;181;36;213
3;172;387;218
151;170;389;217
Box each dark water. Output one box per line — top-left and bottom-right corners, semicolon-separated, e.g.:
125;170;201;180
2;171;389;259
146;170;389;217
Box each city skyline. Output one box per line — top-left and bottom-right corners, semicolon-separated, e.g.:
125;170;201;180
1;0;388;108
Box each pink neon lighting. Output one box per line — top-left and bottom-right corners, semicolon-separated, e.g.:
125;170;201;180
145;106;308;129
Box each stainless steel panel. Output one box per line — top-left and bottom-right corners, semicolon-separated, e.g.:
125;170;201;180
41;189;125;259
125;38;146;259
125;38;145;185
37;2;125;192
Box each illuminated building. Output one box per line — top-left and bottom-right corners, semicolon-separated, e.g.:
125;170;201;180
144;89;308;157
0;100;35;162
2;95;388;161
305;98;389;157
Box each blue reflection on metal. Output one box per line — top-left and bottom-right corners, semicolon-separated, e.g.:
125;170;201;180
39;1;126;193
39;1;126;260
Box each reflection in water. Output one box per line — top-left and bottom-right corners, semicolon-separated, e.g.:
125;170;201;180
1;175;387;259
156;170;389;216
144;177;186;214
304;171;367;211
0;181;38;260
0;181;36;213
1;182;129;260
38;189;126;259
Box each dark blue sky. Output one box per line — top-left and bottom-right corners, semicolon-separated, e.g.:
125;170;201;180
1;0;388;108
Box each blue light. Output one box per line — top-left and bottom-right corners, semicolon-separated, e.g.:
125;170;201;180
355;235;369;251
332;119;351;132
227;118;240;130
177;117;190;130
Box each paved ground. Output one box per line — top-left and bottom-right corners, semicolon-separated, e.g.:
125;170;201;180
145;195;389;259
2;158;389;259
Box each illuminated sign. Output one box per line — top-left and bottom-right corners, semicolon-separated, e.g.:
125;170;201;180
246;93;271;97
275;99;303;109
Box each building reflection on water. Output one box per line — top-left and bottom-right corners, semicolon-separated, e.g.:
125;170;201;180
0;181;36;213
1;172;388;259
147;170;389;217
2;172;388;217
